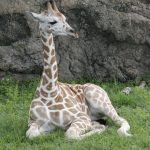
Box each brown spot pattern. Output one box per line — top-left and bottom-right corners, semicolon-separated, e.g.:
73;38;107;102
61;87;67;97
47;101;53;106
43;44;49;52
30;110;37;120
55;95;63;102
42;75;48;85
76;123;83;128
46;82;52;90
82;105;86;112
63;111;71;125
34;90;40;98
44;51;49;60
44;60;49;66
31;101;44;108
65;101;74;108
40;88;48;97
77;113;88;118
50;56;56;65
64;87;74;96
49;38;52;45
69;108;78;114
50;112;60;123
76;94;82;103
54;71;58;79
51;49;55;55
51;90;57;97
68;96;78;104
48;104;64;110
66;86;77;96
53;65;57;71
42;36;47;43
45;68;52;78
36;107;49;119
41;98;47;103
65;97;73;103
79;116;89;121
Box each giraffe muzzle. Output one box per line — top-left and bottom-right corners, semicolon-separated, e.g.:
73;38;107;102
68;28;79;38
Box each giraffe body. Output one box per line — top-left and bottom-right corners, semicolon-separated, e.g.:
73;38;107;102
26;0;131;139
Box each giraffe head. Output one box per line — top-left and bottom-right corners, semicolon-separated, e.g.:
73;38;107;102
27;0;78;38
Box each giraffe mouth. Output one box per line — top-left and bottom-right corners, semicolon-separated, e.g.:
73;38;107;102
69;32;79;38
67;28;79;38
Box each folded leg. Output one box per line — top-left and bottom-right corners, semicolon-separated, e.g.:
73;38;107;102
26;121;55;139
84;84;132;137
65;115;107;140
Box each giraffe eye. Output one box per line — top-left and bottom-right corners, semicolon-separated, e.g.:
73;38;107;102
48;21;57;25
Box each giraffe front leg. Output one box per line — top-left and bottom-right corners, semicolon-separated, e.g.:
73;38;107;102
26;123;40;139
91;121;107;131
65;119;107;140
65;115;92;140
79;121;107;139
65;115;106;140
26;104;55;139
26;121;55;139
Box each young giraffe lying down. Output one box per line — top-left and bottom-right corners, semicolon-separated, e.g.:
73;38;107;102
26;0;131;139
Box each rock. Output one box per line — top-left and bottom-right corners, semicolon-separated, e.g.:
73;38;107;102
0;0;150;81
122;87;132;95
139;81;146;89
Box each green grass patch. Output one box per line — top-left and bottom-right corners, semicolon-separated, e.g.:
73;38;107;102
0;76;150;150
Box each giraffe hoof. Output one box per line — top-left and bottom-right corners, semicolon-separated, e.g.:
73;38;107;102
117;128;132;137
65;128;80;140
26;124;40;139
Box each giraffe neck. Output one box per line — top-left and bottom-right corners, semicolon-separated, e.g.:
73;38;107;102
40;32;59;95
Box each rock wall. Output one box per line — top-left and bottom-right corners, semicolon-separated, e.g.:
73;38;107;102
0;0;150;81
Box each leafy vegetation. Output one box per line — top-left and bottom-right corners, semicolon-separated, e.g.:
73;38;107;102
0;76;150;150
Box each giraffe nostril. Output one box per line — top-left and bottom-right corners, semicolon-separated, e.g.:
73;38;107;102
70;29;75;33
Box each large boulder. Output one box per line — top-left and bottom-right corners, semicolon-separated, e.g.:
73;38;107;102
0;0;150;81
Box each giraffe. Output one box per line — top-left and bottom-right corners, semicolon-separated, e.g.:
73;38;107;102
26;0;132;139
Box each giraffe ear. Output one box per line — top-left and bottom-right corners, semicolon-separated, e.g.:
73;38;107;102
49;0;59;12
25;11;44;23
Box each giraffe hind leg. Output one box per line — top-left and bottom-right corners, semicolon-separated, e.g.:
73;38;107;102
84;84;132;137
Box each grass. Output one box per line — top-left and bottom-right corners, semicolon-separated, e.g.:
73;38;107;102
0;76;150;150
